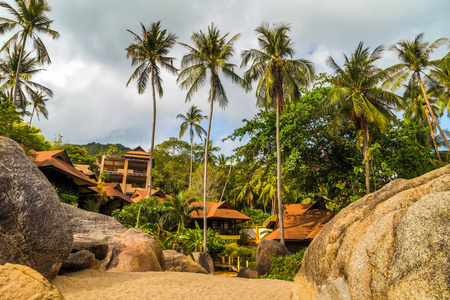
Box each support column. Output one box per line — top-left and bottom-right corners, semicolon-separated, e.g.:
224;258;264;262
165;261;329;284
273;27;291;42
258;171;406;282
99;155;105;174
122;159;129;194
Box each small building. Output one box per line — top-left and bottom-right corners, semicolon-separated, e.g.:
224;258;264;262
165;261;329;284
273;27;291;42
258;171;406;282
74;164;97;181
129;188;169;204
31;150;97;198
265;203;334;253
90;182;132;216
189;201;251;238
97;146;152;197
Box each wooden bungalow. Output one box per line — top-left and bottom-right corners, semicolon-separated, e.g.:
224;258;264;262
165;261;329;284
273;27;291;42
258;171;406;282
189;201;251;238
74;164;97;181
89;182;132;216
264;203;334;253
129;188;169;204
31;150;97;198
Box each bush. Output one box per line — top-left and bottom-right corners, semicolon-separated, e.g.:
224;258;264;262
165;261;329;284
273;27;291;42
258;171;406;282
59;194;78;207
241;209;271;226
258;249;306;281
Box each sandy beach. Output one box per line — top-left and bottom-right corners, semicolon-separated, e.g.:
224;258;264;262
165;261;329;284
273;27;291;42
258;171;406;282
53;270;293;300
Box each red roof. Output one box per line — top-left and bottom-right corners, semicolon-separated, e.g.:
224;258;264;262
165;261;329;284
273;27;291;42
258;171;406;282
129;188;168;203
190;201;251;221
90;182;132;203
265;203;334;241
31;150;96;187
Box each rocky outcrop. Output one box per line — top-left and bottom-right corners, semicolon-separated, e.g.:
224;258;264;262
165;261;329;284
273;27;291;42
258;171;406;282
291;165;450;300
163;250;208;273
257;239;290;275
60;250;97;274
0;263;65;300
0;137;73;280
108;228;164;272
237;267;259;279
192;252;214;274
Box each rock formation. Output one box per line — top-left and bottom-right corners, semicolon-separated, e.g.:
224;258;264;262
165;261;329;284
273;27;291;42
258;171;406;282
257;239;290;275
291;165;450;300
163;250;208;273
237;267;259;279
192;252;214;274
0;263;65;300
60;250;97;274
0;137;73;280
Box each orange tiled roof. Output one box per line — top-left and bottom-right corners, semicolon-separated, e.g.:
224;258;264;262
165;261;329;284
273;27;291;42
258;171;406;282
129;188;167;203
74;164;95;176
190;201;251;221
265;203;334;241
31;150;96;187
123;146;150;160
90;182;132;203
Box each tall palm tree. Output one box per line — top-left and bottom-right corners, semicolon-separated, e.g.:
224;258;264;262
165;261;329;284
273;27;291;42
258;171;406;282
28;91;48;125
177;24;243;252
402;77;441;161
126;21;178;195
0;0;59;105
194;139;220;165
320;42;400;195
0;44;52;113
431;54;450;112
177;105;206;189
241;22;315;245
218;155;233;202
162;192;201;231
386;33;450;150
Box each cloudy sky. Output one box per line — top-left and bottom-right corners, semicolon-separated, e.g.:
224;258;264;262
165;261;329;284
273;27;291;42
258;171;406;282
2;0;449;155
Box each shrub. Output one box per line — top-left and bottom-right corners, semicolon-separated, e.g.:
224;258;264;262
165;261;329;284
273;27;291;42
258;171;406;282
59;194;78;207
258;249;306;281
241;209;271;226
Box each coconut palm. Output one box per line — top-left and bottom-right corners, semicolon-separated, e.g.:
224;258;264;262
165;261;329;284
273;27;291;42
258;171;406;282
386;33;450;150
319;42;400;195
194;139;220;165
0;0;59;105
402;77;441;161
126;21;178;195
0;44;52;114
177;23;243;252
162;192;201;230
177;105;206;189
28;91;48;125
431;54;450;112
241;22;315;245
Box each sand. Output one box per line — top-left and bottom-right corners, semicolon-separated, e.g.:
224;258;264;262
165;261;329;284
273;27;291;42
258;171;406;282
53;270;293;300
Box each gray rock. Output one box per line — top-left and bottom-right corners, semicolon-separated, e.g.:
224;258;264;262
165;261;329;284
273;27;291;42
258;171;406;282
256;239;290;275
60;250;96;273
291;164;450;300
237;267;259;278
163;250;207;274
192;252;214;274
0;137;73;280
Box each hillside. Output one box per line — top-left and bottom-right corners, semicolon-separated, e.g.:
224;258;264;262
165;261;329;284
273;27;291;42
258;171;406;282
78;142;132;157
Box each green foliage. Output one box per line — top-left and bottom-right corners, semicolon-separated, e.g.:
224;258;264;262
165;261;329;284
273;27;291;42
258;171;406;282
0;100;20;137
258;249;306;281
222;243;255;260
60;144;98;172
112;197;167;228
78;142;131;157
9;122;52;151
59;194;78;207
84;199;100;213
241;209;271;226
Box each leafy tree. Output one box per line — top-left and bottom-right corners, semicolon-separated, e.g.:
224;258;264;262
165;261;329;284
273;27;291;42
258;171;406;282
178;23;243;252
320;42;400;194
241;22;315;244
241;209;271;226
126;21;178;194
194;139;220;164
162;192;201;230
79;142;130;157
0;97;20;136
112;197;167;229
9;122;51;150
177;104;206;189
187;164;226;201
386;33;450;150
60;144;97;171
0;0;59;105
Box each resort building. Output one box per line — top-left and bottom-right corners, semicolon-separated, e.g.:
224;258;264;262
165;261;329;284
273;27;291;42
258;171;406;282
264;203;334;253
189;201;251;238
129;188;169;204
90;182;132;216
97;146;152;197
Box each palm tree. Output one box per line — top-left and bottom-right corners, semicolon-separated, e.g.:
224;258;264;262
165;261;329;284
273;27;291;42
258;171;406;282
177;105;206;189
126;21;178;195
241;22;315;245
320;42;400;195
0;0;59;105
194;139;220;164
162;192;201;230
218;155;233;202
178;23;243;252
28;91;48;125
0;44;52;114
386;33;450;150
402;77;441;161
431;54;450;112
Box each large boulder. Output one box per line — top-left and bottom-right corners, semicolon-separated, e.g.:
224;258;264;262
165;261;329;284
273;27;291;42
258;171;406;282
0;137;73;280
0;263;65;300
163;250;208;273
60;250;96;274
192;252;214;274
257;239;290;275
237;267;259;279
107;228;164;272
291;165;450;300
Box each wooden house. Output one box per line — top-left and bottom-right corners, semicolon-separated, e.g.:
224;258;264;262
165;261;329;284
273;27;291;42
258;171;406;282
264;203;334;253
129;188;169;204
90;182;132;216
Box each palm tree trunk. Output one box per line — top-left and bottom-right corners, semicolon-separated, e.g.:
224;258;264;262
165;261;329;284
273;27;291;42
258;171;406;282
417;72;450;150
219;158;233;202
189;126;193;190
148;64;156;196
424;106;442;162
28;106;35;125
276;95;285;245
202;70;214;253
362;120;370;195
13;34;28;107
